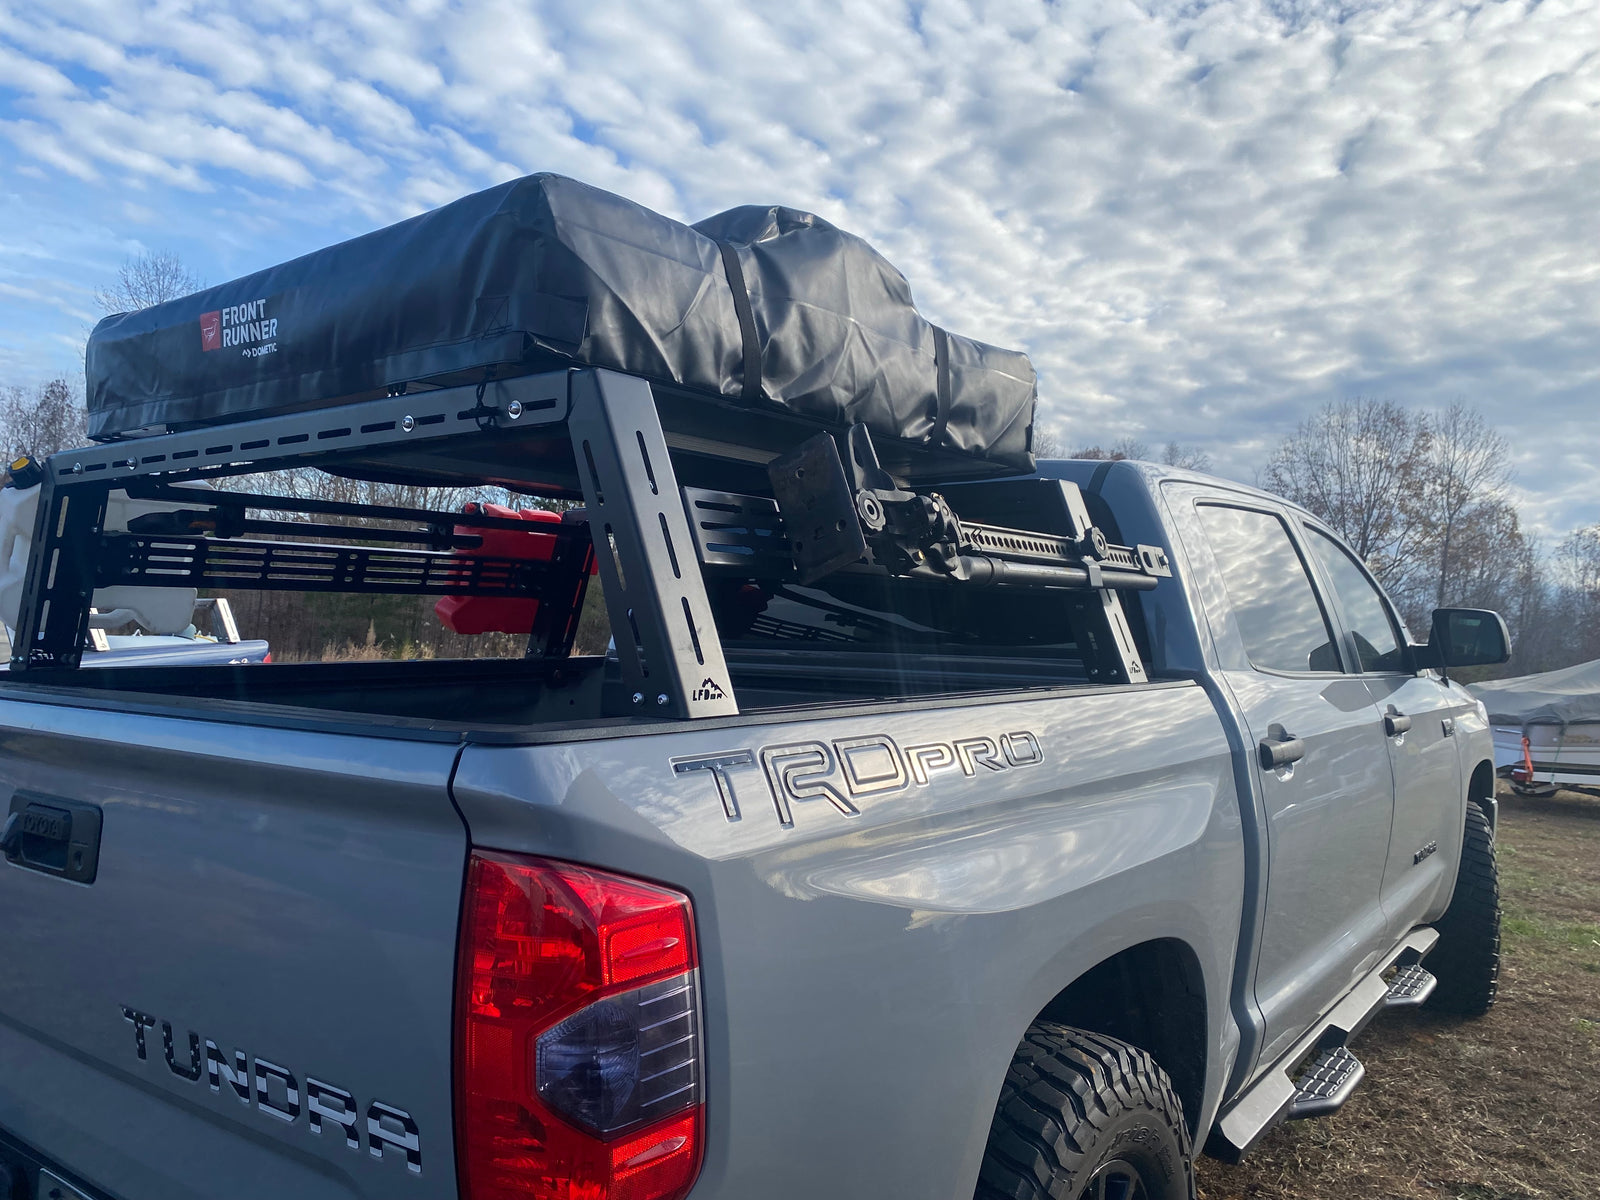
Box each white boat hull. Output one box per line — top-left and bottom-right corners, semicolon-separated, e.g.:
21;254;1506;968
1492;723;1600;789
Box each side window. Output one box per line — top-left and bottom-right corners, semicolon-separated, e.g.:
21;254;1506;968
1197;505;1340;674
1304;527;1406;673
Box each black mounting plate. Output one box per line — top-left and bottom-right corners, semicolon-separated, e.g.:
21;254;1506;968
766;434;868;585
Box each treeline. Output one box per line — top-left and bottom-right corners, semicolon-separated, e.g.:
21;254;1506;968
214;576;611;663
3;377;1595;676
1259;399;1591;677
1;379;84;463
1035;401;1589;679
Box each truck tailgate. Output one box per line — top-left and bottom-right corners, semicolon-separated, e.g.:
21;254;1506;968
0;696;466;1200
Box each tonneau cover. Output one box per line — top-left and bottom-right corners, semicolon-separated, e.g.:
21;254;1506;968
1470;658;1600;727
85;174;1036;474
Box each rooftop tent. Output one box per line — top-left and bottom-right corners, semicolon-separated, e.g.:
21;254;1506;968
84;174;1036;478
1470;658;1600;728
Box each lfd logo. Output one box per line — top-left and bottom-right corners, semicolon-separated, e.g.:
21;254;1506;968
199;310;222;351
673;730;1043;827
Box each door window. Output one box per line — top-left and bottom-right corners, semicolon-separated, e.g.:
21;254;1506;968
1197;505;1340;674
1304;527;1406;673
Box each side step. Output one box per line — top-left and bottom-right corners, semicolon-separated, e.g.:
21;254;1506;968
1286;975;1434;1120
1206;926;1438;1163
1383;963;1436;1008
1287;1046;1364;1119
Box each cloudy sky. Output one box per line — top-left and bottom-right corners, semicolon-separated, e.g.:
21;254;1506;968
2;0;1598;533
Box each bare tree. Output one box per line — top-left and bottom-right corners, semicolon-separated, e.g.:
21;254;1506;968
1419;404;1510;608
1160;441;1212;472
1071;436;1150;461
1261;398;1538;656
96;251;202;314
1262;398;1427;596
1442;499;1533;615
1032;426;1063;459
1550;524;1600;666
1111;436;1149;461
1556;525;1600;600
1;379;87;462
1068;437;1211;467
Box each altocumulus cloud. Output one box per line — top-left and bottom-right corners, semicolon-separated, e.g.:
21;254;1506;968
2;0;1599;529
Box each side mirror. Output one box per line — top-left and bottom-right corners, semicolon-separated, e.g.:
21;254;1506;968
1424;608;1511;670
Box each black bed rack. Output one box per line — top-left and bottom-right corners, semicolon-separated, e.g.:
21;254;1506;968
11;368;1171;714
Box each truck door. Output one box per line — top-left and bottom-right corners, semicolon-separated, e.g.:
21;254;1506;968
1190;501;1397;1070
1299;524;1464;934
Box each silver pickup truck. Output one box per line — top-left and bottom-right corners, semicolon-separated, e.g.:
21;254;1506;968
0;174;1508;1200
0;375;1508;1200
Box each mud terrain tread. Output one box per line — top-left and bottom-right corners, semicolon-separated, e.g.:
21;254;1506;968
1426;800;1501;1017
975;1021;1195;1200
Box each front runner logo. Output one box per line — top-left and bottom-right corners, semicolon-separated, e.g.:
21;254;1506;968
202;299;280;356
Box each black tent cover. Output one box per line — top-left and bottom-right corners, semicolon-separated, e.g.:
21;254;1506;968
85;174;1036;474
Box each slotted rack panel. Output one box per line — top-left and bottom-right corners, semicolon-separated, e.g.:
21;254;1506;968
681;487;794;574
97;534;568;596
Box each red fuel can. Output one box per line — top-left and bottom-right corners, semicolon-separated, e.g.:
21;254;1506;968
435;503;578;636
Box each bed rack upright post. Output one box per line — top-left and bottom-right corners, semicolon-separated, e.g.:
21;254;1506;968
568;369;738;719
10;473;110;672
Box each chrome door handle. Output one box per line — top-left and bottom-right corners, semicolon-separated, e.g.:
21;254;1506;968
1259;724;1306;770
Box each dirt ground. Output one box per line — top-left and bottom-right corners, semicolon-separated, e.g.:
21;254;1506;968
1197;785;1600;1200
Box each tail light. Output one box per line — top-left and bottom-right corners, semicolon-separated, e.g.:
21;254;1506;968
456;851;705;1200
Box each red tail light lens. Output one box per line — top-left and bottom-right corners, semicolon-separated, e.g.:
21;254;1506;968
456;851;704;1200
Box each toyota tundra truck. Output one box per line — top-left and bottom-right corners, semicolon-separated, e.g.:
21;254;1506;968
0;173;1507;1200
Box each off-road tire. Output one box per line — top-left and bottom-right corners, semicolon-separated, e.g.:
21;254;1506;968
975;1023;1195;1200
1425;800;1500;1017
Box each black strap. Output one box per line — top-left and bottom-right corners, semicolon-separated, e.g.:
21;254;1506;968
716;241;762;402
931;325;952;445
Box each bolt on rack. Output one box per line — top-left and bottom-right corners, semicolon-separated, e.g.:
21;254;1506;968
12;367;1170;715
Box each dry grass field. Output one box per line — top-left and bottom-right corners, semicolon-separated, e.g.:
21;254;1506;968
1197;785;1600;1200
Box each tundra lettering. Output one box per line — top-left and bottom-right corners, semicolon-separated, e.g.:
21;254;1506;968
120;1007;420;1173
306;1077;360;1149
